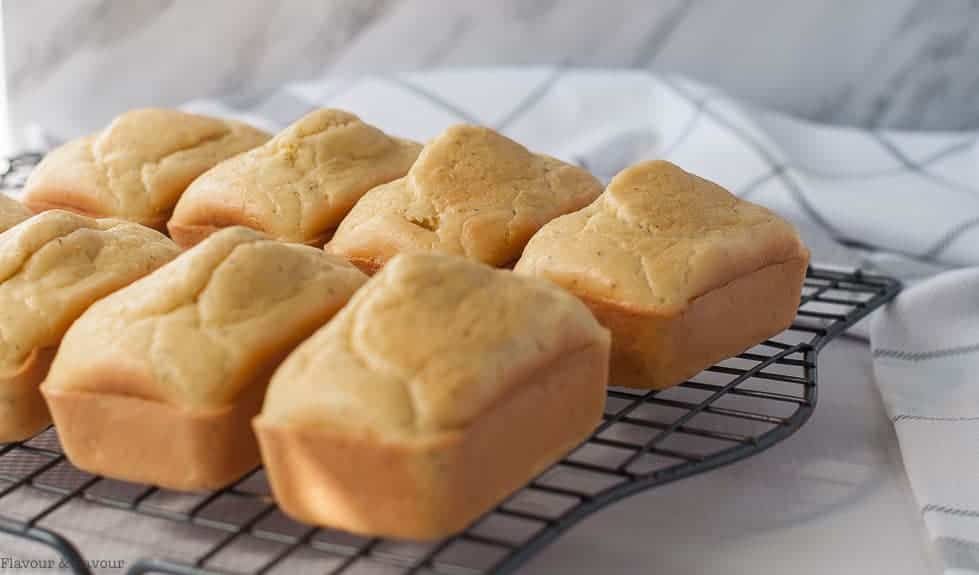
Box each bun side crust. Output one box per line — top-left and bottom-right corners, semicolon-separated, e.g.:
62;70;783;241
585;258;808;389
0;347;56;442
254;339;606;540
22;196;168;231
43;361;269;491
168;222;333;249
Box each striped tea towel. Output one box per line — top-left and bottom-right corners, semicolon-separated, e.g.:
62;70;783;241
22;68;979;573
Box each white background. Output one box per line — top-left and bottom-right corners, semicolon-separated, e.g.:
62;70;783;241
2;0;978;152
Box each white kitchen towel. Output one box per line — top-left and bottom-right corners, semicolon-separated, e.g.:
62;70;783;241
871;268;979;575
19;68;979;573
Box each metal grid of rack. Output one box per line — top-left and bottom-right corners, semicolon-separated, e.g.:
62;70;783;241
0;154;901;575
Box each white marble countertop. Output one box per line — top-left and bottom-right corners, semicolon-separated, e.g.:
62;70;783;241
4;0;979;153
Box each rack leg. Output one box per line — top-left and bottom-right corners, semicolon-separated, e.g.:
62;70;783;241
127;558;218;575
0;517;93;575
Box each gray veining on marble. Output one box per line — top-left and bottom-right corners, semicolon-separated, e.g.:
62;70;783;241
2;0;978;151
814;0;979;129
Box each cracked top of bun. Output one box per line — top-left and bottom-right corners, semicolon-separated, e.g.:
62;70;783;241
515;160;810;315
325;124;602;270
23;108;269;227
169;109;421;246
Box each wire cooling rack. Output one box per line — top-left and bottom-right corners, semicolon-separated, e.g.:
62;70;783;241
0;154;901;575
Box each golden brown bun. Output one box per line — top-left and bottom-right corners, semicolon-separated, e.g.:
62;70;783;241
168;109;421;248
0;211;178;441
42;227;367;490
0;348;56;443
255;253;610;539
0;194;31;233
515;160;810;389
22;109;269;229
325;125;602;273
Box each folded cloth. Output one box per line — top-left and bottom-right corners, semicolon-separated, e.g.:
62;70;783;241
872;268;979;574
14;69;979;573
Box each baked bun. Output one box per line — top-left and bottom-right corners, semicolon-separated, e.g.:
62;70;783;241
325;125;602;273
0;211;178;441
168;109;421;248
255;253;610;539
42;227;367;490
22;108;269;229
516;160;810;389
0;194;31;233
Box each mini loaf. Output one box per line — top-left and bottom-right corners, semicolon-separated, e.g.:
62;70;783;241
22;109;269;229
168;109;422;248
0;194;31;233
254;253;611;539
42;227;367;490
515;160;810;390
0;211;178;442
325;125;603;273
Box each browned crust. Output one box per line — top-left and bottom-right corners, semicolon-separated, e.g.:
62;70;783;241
168;221;332;249
582;257;809;389
335;255;516;277
0;347;57;443
42;363;271;491
165;221;219;249
254;340;608;540
339;255;385;276
22;196;168;231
